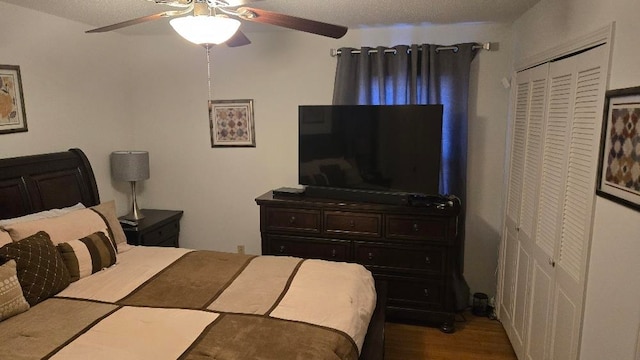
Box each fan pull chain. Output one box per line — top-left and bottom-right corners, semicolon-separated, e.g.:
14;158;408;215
206;44;212;100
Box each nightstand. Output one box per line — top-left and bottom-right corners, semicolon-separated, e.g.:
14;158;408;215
120;209;184;247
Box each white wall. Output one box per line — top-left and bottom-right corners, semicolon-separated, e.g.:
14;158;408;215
512;0;640;358
128;23;513;298
0;2;132;208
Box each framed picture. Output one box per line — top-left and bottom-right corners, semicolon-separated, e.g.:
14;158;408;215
596;86;640;211
208;99;255;147
0;65;28;134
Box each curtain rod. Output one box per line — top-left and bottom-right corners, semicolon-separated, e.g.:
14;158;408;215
330;42;493;57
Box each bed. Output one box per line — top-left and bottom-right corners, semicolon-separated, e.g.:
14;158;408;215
0;149;386;360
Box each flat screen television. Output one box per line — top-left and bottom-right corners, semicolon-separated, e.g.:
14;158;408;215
298;105;443;198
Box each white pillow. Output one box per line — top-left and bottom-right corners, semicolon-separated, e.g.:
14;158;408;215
0;230;12;247
116;242;135;253
2;208;116;249
0;203;86;227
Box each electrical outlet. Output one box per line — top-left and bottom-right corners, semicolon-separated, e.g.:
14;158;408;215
237;245;245;254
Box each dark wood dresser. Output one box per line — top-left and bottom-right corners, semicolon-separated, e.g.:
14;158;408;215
255;191;464;332
120;209;183;248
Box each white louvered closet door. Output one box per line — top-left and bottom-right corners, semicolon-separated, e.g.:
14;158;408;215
500;43;609;360
544;45;608;360
500;63;550;359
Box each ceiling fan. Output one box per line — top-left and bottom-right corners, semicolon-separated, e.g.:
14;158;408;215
86;0;348;47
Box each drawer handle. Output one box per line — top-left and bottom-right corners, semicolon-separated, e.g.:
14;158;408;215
425;256;431;264
331;249;337;257
413;223;420;232
424;289;429;297
289;216;296;224
368;252;374;260
349;220;355;228
279;245;286;253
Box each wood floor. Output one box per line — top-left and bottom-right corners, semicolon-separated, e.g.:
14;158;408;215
384;312;517;360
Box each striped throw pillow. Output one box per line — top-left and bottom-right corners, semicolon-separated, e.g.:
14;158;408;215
57;231;117;282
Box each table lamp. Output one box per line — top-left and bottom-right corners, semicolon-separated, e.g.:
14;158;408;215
111;151;149;221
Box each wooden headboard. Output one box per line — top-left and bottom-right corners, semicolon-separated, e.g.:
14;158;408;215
0;149;100;220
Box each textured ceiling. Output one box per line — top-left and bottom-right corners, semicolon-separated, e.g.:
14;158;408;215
0;0;540;36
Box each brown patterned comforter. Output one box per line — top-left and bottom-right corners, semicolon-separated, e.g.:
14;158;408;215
0;248;376;360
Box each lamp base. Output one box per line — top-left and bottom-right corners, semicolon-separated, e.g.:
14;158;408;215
123;181;145;222
121;208;145;222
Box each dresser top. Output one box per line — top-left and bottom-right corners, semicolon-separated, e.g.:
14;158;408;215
255;191;460;216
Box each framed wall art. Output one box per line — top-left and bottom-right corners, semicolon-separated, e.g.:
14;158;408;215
596;86;640;211
0;65;28;134
208;99;255;147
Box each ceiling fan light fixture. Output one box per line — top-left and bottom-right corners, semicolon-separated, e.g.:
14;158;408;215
169;15;241;45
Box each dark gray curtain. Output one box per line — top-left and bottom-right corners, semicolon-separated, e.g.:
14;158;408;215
332;43;478;205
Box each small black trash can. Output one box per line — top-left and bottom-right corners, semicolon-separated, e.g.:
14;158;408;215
472;292;489;316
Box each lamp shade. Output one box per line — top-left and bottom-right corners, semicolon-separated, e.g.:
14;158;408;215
169;15;241;45
111;151;150;182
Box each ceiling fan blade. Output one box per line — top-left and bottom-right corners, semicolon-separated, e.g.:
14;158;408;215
226;30;251;47
86;12;171;33
147;0;193;7
149;0;192;7
237;7;348;39
223;0;263;5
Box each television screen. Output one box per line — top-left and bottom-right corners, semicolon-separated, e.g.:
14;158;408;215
298;105;443;196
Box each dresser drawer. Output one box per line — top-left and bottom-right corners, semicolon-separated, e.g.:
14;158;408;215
325;211;382;237
386;215;447;241
266;235;350;262
383;276;444;308
140;221;179;246
265;208;320;233
354;242;445;274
